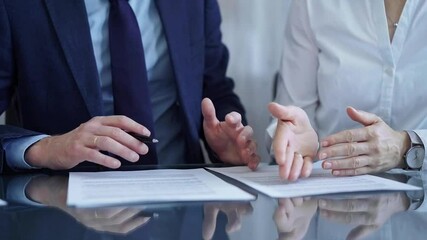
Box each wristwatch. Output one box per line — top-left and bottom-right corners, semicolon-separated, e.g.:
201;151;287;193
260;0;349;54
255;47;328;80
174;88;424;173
404;131;425;170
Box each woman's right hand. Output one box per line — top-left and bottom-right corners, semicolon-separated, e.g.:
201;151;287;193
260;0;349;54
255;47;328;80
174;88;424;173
268;103;318;181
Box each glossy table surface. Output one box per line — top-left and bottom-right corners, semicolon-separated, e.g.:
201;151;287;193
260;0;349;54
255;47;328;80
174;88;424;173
1;165;426;240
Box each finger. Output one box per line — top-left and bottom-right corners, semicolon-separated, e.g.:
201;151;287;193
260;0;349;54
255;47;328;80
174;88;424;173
106;208;142;225
347;225;380;240
318;142;371;160
282;142;295;180
331;167;372;176
289;153;304;181
248;153;261;170
89;135;141;163
88;207;125;220
318;199;373;212
92;126;149;155
225;209;242;233
82;148;121;168
95;216;150;234
320;129;370;148
224;112;244;132
300;157;313;178
94;116;151;136
322;155;371;170
346;107;382;127
237;127;256;162
320;210;372;225
201;98;219;129
291;197;304;207
279;198;295;214
272;123;290;165
268;103;309;126
203;205;219;240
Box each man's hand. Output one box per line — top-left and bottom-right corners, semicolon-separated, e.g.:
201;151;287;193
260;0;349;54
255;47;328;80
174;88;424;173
268;103;318;181
25;116;152;170
202;98;260;170
319;107;410;176
26;175;150;235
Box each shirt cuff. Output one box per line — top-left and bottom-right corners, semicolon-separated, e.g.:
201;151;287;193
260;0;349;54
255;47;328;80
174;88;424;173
3;135;49;170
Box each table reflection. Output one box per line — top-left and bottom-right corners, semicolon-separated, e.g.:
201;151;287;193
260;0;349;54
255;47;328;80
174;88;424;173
0;171;427;240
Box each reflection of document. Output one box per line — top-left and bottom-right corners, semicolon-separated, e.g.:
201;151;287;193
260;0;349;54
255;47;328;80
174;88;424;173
209;165;421;198
0;199;6;206
68;169;255;207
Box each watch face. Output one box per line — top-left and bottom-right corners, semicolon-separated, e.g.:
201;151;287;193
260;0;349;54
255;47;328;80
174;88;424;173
407;146;425;169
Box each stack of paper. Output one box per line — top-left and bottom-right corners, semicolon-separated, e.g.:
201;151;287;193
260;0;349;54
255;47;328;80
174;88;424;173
68;168;255;207
208;165;421;198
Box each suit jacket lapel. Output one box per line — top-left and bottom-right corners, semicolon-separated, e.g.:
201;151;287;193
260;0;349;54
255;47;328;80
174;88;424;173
44;0;103;117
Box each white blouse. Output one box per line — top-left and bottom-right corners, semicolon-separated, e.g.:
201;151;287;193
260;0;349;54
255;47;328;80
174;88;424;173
267;0;427;170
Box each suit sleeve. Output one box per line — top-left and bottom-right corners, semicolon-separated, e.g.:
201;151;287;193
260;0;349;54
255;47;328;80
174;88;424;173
201;0;247;163
202;0;246;124
0;1;41;174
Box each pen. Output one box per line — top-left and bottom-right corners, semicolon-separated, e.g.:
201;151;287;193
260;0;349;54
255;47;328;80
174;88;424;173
129;132;159;144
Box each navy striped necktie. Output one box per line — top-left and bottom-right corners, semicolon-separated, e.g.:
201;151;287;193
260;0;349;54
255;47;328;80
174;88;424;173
108;0;157;165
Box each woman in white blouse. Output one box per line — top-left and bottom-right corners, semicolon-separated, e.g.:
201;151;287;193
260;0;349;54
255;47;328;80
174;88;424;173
267;0;427;180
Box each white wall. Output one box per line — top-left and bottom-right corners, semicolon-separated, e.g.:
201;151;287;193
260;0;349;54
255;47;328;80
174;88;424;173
218;0;291;162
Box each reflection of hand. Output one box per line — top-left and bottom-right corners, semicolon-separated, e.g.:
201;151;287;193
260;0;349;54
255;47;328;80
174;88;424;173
319;107;409;176
318;193;409;240
25;176;150;235
202;98;260;170
274;198;318;240
202;202;253;240
26;116;152;170
268;103;318;181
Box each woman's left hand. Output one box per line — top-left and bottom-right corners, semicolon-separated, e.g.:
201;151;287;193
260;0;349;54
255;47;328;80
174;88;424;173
319;107;410;176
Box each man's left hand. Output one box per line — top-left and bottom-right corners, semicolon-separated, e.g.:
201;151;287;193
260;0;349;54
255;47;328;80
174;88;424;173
201;98;260;170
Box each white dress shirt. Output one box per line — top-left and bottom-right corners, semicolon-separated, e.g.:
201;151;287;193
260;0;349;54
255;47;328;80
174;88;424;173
267;0;427;170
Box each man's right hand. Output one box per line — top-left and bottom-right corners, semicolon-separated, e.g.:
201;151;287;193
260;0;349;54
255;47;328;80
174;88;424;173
25;116;151;169
268;103;318;181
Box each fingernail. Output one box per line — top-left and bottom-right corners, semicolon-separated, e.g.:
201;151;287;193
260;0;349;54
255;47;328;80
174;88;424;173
321;141;328;147
143;129;151;136
333;170;340;176
131;152;139;162
319;152;327;159
113;160;121;168
323;161;332;169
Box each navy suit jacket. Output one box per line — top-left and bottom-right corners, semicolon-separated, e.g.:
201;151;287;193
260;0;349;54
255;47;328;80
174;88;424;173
0;0;246;173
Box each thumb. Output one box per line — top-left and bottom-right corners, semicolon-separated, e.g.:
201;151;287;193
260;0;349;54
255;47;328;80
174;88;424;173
346;107;381;126
202;98;219;128
268;102;309;127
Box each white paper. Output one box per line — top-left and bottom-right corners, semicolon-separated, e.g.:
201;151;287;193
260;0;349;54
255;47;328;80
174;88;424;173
0;199;6;206
67;168;255;207
208;165;421;198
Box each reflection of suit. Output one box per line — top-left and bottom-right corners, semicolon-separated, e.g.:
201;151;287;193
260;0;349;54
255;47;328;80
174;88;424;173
0;175;229;240
0;0;245;173
0;205;222;240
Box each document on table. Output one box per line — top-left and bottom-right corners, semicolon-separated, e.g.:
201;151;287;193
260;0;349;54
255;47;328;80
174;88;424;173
0;199;6;206
208;165;421;198
67;168;255;207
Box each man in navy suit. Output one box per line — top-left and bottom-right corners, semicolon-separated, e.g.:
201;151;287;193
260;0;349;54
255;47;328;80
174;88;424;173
0;0;260;173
